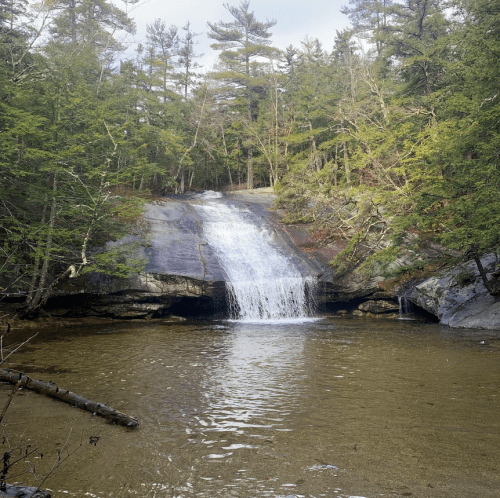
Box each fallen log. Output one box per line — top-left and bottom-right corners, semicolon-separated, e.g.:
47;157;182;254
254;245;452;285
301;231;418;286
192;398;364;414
0;369;139;428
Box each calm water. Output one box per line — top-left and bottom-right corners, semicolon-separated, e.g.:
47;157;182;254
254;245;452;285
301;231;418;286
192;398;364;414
1;317;499;498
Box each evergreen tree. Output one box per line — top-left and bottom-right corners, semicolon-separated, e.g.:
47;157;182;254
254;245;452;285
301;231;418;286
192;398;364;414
398;0;500;293
341;0;393;57
177;21;202;99
0;0;27;34
48;0;135;64
384;0;450;97
207;0;276;188
145;19;178;99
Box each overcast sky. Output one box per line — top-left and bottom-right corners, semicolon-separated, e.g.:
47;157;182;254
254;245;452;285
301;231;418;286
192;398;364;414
121;0;352;70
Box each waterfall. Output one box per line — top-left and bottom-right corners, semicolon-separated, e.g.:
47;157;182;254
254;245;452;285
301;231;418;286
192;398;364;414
398;296;414;318
193;192;315;322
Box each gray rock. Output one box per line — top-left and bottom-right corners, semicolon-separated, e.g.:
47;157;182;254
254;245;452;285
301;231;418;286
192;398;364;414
358;299;399;314
43;190;500;329
141;201;227;281
402;254;500;329
369;291;394;300
51;194;317;318
0;484;50;497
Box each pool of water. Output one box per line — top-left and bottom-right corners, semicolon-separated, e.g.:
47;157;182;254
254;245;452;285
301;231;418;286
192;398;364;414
1;317;499;497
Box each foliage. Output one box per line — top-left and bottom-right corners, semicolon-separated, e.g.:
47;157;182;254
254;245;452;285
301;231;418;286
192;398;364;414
273;0;500;293
2;0;500;307
207;0;277;188
82;241;147;278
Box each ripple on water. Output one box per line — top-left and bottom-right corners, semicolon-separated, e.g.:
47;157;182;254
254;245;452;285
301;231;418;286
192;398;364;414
3;319;500;498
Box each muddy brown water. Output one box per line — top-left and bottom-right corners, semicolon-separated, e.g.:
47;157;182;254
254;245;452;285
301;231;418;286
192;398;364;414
1;317;499;498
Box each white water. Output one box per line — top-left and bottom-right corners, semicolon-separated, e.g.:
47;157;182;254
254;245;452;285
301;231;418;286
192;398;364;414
398;296;416;320
194;193;315;322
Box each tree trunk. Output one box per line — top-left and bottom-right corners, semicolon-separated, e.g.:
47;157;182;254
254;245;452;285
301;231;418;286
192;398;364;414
343;142;350;183
25;194;48;306
247;145;253;189
468;247;500;296
0;369;139;428
189;168;195;189
30;176;58;311
226;159;233;188
180;167;185;194
138;175;146;191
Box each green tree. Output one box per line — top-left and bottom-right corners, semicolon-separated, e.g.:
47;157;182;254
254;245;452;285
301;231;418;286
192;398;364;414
384;0;450;97
177;21;203;99
207;0;276;188
145;19;178;99
341;0;393;57
48;0;135;70
398;0;500;293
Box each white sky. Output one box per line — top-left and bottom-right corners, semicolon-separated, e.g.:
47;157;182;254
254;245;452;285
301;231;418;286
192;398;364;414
121;0;351;70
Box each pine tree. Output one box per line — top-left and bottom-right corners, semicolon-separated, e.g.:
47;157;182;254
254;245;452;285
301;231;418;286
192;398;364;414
207;0;276;188
177;21;202;99
48;0;135;59
145;19;178;100
384;0;450;97
341;0;393;57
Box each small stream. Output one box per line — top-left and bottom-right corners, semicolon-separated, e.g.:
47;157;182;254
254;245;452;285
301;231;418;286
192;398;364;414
2;318;499;498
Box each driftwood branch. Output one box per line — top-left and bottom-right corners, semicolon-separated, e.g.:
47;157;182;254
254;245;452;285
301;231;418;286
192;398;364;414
0;379;22;424
0;369;139;428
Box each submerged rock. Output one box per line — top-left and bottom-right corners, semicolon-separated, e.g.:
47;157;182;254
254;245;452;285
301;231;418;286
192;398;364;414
0;485;50;497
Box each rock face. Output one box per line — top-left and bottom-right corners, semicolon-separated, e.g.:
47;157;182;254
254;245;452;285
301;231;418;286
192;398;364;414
399;254;500;330
141;201;227;282
43;189;499;329
277;221;384;302
51;191;318;319
52;198;231;318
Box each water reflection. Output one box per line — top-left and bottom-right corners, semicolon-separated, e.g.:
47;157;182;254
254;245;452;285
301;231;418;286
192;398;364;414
1;319;499;498
200;323;307;435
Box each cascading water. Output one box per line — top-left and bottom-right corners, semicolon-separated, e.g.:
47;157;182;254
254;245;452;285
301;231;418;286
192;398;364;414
398;296;415;319
193;191;315;322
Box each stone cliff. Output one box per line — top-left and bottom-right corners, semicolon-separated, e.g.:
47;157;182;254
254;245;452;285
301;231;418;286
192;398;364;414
47;190;320;319
5;189;498;329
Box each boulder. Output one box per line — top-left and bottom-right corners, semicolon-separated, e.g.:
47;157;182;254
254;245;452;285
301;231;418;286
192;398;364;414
400;254;500;329
0;485;50;497
358;299;399;314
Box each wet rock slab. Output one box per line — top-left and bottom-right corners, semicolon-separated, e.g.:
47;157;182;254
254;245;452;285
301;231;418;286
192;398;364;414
51;192;318;318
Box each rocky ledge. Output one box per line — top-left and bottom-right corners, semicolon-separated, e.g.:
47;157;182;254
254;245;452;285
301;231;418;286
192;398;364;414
395;253;500;329
42;189;319;320
4;189;498;329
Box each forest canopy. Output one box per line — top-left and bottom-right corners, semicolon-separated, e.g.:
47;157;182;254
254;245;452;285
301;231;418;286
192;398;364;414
2;0;500;310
